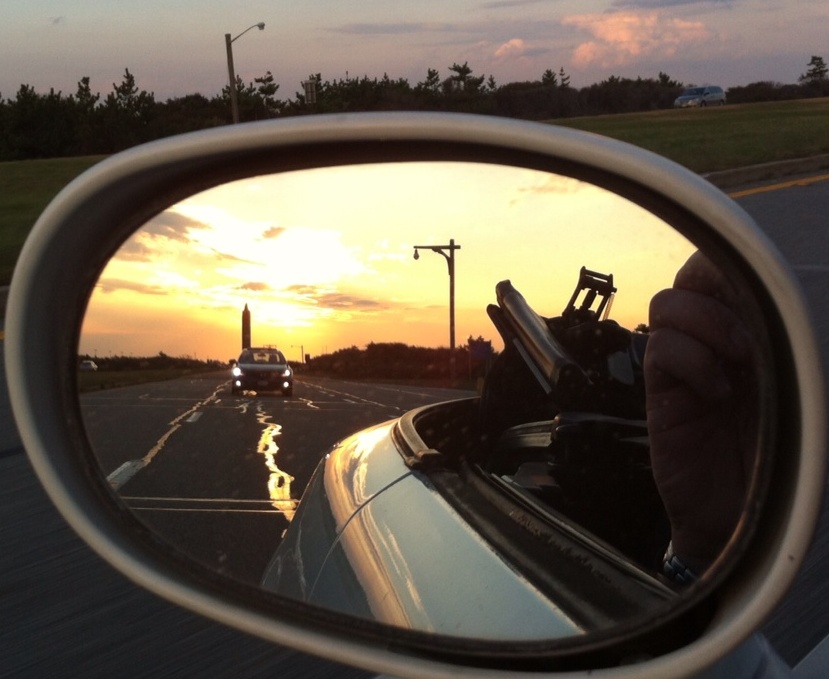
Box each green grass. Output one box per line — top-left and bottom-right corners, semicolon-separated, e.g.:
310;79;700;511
0;155;104;285
551;98;829;173
2;98;829;286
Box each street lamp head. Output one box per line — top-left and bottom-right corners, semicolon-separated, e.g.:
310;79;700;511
413;249;420;260
256;22;265;30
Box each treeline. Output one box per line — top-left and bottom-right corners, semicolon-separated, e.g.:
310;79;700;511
3;58;828;161
726;79;829;104
306;340;494;382
79;351;224;372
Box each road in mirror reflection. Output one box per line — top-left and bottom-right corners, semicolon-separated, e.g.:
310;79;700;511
77;161;765;640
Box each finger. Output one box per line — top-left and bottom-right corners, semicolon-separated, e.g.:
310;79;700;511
649;288;751;363
673;251;740;307
644;326;732;402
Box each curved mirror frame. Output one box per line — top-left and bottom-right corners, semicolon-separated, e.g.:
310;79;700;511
78;162;695;640
77;158;771;643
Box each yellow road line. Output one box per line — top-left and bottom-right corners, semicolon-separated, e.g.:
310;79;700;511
728;173;829;198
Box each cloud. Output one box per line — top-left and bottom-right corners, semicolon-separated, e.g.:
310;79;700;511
262;226;286;239
113;240;156;262
96;278;167;296
562;11;713;68
332;22;459;36
207;247;260;265
494;38;550;61
480;0;551;8
106;209;217;264
284;284;388;312
143;210;209;243
613;0;733;7
316;293;386;311
239;282;271;292
495;38;527;59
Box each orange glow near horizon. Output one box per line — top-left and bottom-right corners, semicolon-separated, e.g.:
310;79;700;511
79;161;696;362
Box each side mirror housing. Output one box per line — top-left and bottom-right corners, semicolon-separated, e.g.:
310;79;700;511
6;112;826;678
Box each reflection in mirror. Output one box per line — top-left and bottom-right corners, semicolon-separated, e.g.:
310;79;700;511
78;162;767;641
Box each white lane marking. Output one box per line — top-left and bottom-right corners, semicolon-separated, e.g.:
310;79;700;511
297;397;319;410
254;402;298;521
129;507;290;514
302;377;476;403
107;460;146;489
186;412;203;423
120;496;276;504
106;383;225;490
300;381;404;412
120;496;296;515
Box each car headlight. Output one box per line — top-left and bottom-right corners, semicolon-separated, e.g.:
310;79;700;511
232;366;242;377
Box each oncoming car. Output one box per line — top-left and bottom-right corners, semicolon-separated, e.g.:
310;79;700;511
230;346;293;396
673;85;726;107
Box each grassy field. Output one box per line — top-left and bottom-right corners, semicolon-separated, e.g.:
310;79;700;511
0;155;105;285
553;98;829;172
2;98;829;287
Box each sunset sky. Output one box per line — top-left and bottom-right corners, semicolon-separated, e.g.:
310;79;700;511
3;1;825;103
79;162;695;362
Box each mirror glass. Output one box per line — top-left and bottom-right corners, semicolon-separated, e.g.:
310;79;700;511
78;161;767;641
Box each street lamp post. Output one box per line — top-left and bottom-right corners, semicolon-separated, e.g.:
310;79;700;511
413;239;461;381
225;22;265;124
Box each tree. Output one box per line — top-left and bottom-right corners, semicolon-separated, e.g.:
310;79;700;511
448;61;473;90
541;69;558;87
415;68;441;96
799;56;828;83
658;71;682;89
156;93;226;137
253;71;282;117
73;76;99;114
70;77;101;154
99;69;156;151
0;84;88;158
104;69;155;119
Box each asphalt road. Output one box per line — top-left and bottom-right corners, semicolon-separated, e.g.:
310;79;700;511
734;173;829;666
80;375;470;585
2;168;829;677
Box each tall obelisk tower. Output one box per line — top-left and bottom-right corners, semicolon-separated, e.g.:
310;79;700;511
242;304;251;350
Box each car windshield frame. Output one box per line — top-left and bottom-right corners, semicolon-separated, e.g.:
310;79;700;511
238;349;287;365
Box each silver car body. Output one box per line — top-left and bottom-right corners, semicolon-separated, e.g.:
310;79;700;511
264;401;674;639
673;86;726;107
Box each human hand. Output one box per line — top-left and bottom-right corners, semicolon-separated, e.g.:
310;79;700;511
645;252;759;572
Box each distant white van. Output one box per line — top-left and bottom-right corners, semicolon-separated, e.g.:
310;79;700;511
673;86;726;108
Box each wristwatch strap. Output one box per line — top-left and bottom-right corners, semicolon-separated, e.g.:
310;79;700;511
662;541;699;585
